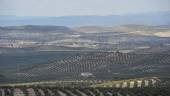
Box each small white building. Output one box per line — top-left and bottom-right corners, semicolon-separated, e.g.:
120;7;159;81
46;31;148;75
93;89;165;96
81;72;93;77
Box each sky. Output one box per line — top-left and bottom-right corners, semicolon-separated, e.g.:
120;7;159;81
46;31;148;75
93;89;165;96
0;0;170;17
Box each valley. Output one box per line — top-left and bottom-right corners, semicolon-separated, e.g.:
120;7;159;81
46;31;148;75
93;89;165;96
0;25;170;95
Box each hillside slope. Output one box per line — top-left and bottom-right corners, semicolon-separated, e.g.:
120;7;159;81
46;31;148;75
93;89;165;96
2;51;170;83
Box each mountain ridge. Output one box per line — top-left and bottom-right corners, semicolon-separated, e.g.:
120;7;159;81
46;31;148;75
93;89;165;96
0;11;170;27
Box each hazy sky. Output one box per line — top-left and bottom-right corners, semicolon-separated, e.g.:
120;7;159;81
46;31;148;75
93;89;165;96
0;0;170;16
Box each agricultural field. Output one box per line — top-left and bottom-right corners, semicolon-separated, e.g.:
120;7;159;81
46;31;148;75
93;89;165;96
1;0;170;95
0;78;170;96
0;86;170;96
0;25;170;95
0;51;170;96
0;50;170;82
0;76;170;96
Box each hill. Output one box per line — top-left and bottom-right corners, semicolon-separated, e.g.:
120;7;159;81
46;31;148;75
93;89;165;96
0;25;170;54
74;25;170;37
1;51;169;84
0;11;170;26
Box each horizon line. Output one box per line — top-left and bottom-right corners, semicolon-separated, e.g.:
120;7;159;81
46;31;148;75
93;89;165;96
0;10;170;18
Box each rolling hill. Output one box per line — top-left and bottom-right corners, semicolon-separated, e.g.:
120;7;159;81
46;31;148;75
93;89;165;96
1;51;169;84
74;25;170;37
0;11;170;26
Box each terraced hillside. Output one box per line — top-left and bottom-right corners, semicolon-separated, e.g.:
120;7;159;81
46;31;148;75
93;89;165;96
90;77;160;88
0;77;160;88
0;76;169;96
2;51;170;83
0;86;170;96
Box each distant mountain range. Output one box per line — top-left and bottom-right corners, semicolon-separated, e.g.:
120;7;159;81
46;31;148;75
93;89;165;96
0;11;170;27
